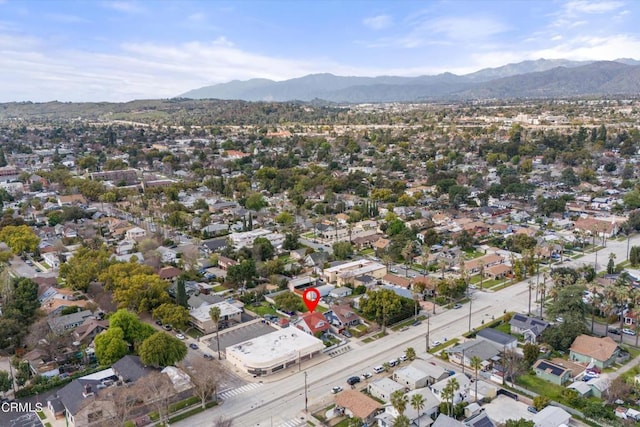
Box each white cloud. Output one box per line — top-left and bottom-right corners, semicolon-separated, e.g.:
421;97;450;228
425;16;509;42
45;13;90;24
363;14;392;30
102;1;146;14
564;0;625;14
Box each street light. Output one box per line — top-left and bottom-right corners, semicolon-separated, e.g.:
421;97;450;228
425;315;430;352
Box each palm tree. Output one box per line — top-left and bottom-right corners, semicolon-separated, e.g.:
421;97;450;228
590;284;601;333
443;377;459;416
527;280;534;315
410;393;425;424
479;263;485;290
209;306;222;360
470;356;483;403
392;415;410;427
348;417;363;427
391;389;408;416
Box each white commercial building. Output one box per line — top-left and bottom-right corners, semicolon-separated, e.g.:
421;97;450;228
226;327;324;376
323;259;386;285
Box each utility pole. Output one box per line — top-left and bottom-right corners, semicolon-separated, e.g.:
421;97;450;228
426;315;430;352
304;371;308;413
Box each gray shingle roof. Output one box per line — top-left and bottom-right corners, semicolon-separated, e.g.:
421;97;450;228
476;328;517;346
112;355;154;383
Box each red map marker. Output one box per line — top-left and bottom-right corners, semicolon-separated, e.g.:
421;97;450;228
302;288;320;313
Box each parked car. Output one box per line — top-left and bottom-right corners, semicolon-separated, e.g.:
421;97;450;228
527;406;538;414
163;324;172;331
203;354;214;360
362;372;372;379
341;330;352;338
373;366;385;374
176;333;186;340
331;386;343;394
155;320;163;326
189;343;198;350
609;328;621;335
347;376;361;385
453;303;462;309
623;328;636;336
399;354;408;362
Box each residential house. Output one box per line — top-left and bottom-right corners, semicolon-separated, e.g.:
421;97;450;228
158;266;182;281
42;251;61;269
532;359;572;385
368;377;405;401
48;310;95;334
509;314;549;343
326;304;361;331
296;312;331;336
476;328;517;351
218;255;238;270
189;301;242;334
124;226;146;240
431;373;471;405
57;194;87;207
532;405;571;427
333;389;381;426
377;387;440;427
116;239;135;255
432;414;465;427
464;411;496;427
446;340;500;371
569;335;619;370
156;246;177;263
72;318;109;346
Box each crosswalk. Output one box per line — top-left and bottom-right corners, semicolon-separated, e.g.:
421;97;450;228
276;418;306;427
217;382;263;400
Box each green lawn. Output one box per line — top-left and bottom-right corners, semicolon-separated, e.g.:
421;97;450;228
464;249;484;259
212;284;226;292
494;322;511;334
248;302;279;317
516;374;565;402
429;338;459;354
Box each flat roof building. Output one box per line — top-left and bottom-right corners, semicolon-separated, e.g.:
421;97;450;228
226;326;324;376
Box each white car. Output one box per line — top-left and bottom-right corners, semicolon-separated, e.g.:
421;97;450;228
176;333;186;340
432;340;442;346
331;386;343;394
623;328;636;336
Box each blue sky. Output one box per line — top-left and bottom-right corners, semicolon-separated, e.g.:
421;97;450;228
0;0;638;102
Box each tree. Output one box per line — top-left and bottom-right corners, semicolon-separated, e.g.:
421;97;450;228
442;377;459;416
405;347;416;361
470;355;482;402
273;292;303;313
0;225;40;255
606;377;632;405
60;246;111;291
332;241;354;260
607;252;616;274
505;420;534;427
152;303;190;331
275;212;294;227
139;371;174;426
94;327;129;366
176;276;188;308
392;415;410;427
283;232;300;250
252;237;274;261
359;289;403;333
410;393;425;424
0;370;11;395
502;349;522;387
390;389;408;415
630;246;640;267
109;309;155;349
213;416;234;427
138;332;188;367
522;343;540;368
183;357;221;409
2;277;40;323
244;193;266;211
111;273;171;313
210;305;222;360
226;259;257;290
532;395;550;411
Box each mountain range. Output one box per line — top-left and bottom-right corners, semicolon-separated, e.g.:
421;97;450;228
180;58;640;103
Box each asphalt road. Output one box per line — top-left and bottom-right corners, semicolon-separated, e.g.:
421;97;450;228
175;233;640;427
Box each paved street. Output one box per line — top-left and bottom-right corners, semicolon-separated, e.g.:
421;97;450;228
175;233;640;426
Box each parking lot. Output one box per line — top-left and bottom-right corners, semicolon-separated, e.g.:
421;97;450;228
207;321;277;352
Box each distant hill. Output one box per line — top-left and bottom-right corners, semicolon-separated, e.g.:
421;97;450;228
180;58;640;102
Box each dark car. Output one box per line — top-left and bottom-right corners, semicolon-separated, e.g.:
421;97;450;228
155;320;163;326
203;354;214;360
347;376;361;385
609;328;621;335
189;343;198;350
163;324;172;331
341;330;352;338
